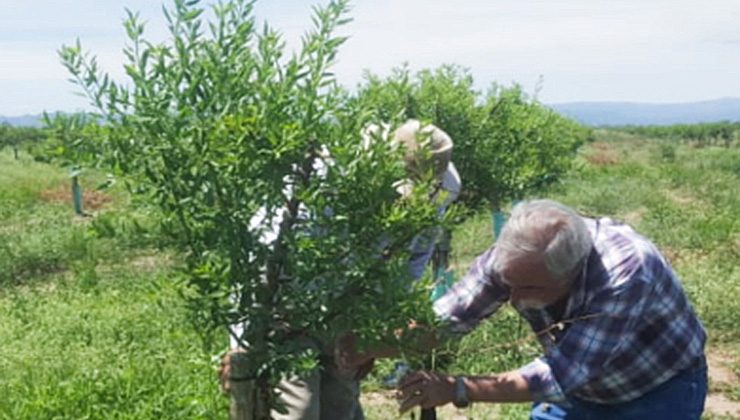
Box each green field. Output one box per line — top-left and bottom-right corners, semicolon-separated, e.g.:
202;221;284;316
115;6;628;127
1;131;738;418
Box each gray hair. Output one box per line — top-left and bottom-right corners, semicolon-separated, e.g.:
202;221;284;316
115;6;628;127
492;199;593;282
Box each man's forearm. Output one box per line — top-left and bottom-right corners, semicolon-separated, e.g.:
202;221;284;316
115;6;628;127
465;370;533;403
366;330;438;360
337;325;444;371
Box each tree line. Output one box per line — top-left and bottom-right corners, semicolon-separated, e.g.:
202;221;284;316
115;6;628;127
614;121;739;148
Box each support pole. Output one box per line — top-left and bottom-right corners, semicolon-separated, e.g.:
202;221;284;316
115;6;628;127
492;209;506;240
70;167;84;216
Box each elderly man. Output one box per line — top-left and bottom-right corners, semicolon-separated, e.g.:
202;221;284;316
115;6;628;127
340;199;707;419
220;119;461;420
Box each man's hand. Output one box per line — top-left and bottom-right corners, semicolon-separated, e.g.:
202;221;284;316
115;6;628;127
334;333;375;374
218;349;247;395
397;370;455;413
218;351;232;395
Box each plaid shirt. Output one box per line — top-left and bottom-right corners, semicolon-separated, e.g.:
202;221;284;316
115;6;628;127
433;217;706;404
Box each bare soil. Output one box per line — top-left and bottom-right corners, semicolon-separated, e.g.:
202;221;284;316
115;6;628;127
40;183;114;211
706;349;740;418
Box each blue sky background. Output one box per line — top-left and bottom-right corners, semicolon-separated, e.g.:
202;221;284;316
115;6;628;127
1;0;739;115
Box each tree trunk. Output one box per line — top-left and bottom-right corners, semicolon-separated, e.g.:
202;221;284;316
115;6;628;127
420;408;437;420
229;352;271;420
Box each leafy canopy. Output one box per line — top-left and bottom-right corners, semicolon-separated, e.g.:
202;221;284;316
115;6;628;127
60;0;446;389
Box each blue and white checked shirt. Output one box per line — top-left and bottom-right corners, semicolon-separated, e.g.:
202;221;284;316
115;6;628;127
433;217;706;404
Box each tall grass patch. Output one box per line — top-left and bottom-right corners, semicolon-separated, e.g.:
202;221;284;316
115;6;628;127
0;266;227;418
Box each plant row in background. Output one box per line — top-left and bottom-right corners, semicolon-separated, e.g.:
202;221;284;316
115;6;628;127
614;121;740;148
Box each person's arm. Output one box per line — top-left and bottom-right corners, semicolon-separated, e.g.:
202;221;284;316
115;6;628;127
335;246;509;370
466;370;532;403
519;264;651;403
438;161;461;208
334;332;398;371
334;322;440;372
432;245;509;335
397;265;649;411
397;369;532;412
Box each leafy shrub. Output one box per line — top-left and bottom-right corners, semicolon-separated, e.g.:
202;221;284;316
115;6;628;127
660;142;677;162
355;65;590;209
60;0;446;414
0;123;46;159
33;112;108;168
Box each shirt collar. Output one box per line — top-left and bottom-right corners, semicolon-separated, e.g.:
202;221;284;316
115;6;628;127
563;217;600;319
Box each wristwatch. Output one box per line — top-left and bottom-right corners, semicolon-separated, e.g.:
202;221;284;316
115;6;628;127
453;375;470;408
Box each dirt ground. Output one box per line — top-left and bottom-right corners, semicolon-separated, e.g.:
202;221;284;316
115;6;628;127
706;350;740;418
40;183;114;211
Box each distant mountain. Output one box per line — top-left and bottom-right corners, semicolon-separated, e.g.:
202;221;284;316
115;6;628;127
5;98;740;127
0;114;44;127
548;98;740;127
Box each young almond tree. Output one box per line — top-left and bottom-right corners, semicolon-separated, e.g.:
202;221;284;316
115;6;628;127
60;0;444;417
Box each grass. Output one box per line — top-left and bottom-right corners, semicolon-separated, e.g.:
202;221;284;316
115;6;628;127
0;132;738;419
0;267;225;418
0;150;227;418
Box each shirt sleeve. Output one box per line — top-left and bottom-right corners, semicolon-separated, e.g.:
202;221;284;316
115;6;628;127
519;357;565;402
519;261;650;402
433;246;510;335
439;162;461;208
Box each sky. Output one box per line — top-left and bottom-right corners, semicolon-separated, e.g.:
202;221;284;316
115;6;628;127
1;0;740;116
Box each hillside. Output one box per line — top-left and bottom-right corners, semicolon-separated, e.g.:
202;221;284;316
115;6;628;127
548;97;740;126
0;114;44;127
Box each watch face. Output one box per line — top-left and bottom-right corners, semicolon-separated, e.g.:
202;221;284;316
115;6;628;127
454;376;470;408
